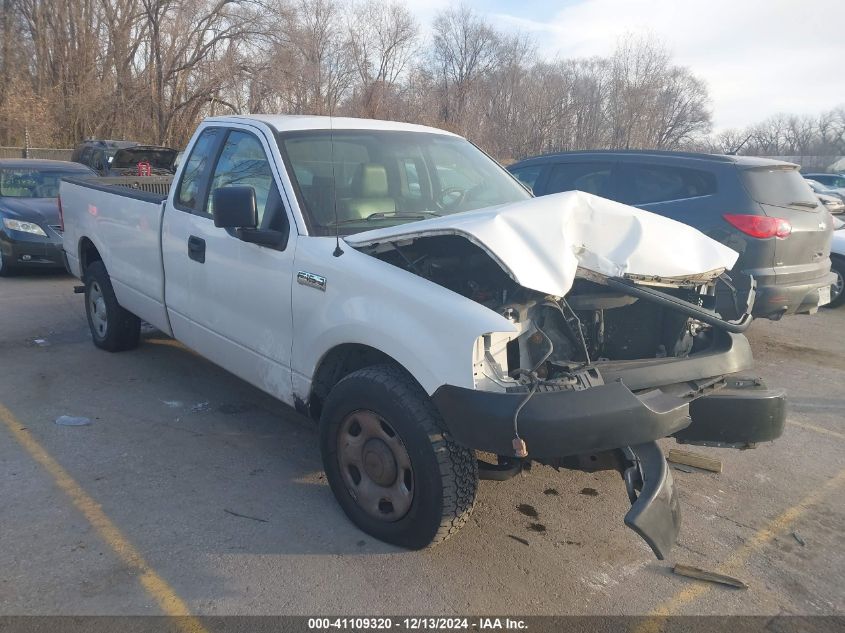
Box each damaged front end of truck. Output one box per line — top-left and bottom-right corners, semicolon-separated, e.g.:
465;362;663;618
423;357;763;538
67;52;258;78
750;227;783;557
345;191;787;559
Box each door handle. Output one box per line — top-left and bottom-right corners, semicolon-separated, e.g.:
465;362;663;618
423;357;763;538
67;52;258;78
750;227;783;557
188;235;206;263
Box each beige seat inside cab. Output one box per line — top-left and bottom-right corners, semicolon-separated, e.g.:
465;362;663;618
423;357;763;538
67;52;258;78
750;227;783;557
343;163;395;219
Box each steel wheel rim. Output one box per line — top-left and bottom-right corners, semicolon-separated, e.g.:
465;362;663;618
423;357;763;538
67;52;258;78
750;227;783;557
89;281;108;338
833;271;844;302
337;410;414;522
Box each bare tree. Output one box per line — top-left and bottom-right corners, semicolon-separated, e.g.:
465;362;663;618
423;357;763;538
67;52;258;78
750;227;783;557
345;0;417;119
430;5;498;134
2;0;838;164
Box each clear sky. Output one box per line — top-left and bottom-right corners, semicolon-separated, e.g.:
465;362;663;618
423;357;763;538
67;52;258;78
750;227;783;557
408;0;845;131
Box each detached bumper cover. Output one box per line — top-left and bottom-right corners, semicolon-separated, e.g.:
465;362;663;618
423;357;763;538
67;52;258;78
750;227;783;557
622;442;680;560
432;381;692;460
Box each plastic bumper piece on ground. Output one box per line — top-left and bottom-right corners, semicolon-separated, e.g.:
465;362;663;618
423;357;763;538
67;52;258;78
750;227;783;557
622;441;680;560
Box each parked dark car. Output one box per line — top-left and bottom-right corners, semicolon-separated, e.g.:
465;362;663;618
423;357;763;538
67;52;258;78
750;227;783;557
106;145;178;176
509;151;834;319
71;139;138;175
0;159;95;276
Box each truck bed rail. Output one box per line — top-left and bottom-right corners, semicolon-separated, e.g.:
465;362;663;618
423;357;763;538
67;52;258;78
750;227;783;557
62;175;173;203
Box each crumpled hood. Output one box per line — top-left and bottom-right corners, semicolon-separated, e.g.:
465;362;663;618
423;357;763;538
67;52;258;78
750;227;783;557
0;197;60;226
345;190;740;297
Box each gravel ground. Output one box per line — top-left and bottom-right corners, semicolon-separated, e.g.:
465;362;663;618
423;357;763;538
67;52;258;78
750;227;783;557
0;271;843;617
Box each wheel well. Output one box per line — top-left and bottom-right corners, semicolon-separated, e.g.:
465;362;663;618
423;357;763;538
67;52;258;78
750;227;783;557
79;237;102;276
307;344;404;420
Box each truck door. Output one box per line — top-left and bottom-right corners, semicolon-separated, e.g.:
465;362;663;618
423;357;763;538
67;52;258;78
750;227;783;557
162;125;297;404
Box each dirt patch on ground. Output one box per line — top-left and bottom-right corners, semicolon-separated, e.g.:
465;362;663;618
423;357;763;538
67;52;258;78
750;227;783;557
752;335;845;372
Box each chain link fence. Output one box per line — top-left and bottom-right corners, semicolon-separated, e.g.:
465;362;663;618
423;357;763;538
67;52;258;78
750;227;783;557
0;147;74;161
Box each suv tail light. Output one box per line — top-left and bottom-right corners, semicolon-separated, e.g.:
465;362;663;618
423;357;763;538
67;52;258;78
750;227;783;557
58;196;64;232
723;214;792;239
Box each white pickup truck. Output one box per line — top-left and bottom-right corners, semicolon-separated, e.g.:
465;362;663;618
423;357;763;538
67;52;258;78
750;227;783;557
60;115;785;558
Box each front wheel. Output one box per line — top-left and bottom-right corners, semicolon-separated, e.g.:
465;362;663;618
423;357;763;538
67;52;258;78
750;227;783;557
320;364;478;549
84;261;141;351
830;257;845;308
0;248;17;277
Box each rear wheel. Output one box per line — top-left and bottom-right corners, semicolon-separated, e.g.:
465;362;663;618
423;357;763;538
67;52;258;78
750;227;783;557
830;257;845;308
320;364;478;549
84;261;141;351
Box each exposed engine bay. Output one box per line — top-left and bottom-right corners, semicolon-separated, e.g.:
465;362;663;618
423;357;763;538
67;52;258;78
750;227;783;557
363;235;723;392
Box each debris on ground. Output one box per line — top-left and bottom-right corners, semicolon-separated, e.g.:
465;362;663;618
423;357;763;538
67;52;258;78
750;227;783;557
161;400;183;408
508;534;530;546
223;508;269;523
667;449;722;473
543;488;559;496
517;503;538;518
673;464;695;473
672;564;747;589
792;531;806;546
580;487;599;496
527;523;546;533
55;415;91;426
191;402;211;413
32;338;50;347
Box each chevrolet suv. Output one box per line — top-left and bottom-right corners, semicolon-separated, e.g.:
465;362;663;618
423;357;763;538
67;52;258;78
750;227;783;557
509;151;835;319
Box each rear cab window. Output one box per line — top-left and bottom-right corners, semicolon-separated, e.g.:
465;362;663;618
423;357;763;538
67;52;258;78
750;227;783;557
740;166;819;210
619;163;717;205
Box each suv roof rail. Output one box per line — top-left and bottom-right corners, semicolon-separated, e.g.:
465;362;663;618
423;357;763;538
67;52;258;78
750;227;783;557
512;149;796;169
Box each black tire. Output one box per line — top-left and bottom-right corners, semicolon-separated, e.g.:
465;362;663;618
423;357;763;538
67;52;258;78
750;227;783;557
320;364;478;549
0;249;16;277
830;256;845;308
84;260;141;351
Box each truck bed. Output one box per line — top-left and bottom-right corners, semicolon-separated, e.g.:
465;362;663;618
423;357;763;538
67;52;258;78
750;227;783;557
60;176;173;335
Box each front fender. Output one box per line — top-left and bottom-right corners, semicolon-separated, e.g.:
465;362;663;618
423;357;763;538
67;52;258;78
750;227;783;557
290;237;516;397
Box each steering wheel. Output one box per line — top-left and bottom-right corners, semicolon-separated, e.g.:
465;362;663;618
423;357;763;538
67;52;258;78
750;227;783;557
436;187;467;211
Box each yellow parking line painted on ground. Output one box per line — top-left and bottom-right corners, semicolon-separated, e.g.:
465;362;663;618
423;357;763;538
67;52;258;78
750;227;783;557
636;467;845;633
788;420;845;441
0;402;209;633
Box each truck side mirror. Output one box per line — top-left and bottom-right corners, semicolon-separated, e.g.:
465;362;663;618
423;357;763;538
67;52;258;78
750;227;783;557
212;186;258;229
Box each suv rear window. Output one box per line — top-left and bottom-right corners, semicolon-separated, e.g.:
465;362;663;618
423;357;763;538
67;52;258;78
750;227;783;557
622;164;717;205
741;166;818;209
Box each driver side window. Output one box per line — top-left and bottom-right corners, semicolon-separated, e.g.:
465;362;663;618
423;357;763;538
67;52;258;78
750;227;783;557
204;130;287;233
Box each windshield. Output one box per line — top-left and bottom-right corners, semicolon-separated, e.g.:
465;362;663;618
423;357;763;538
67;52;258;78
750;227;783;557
740;166;818;209
278;130;530;235
112;148;177;169
0;168;92;198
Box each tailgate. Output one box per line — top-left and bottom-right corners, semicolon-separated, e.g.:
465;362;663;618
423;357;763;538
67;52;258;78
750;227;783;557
740;165;833;284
